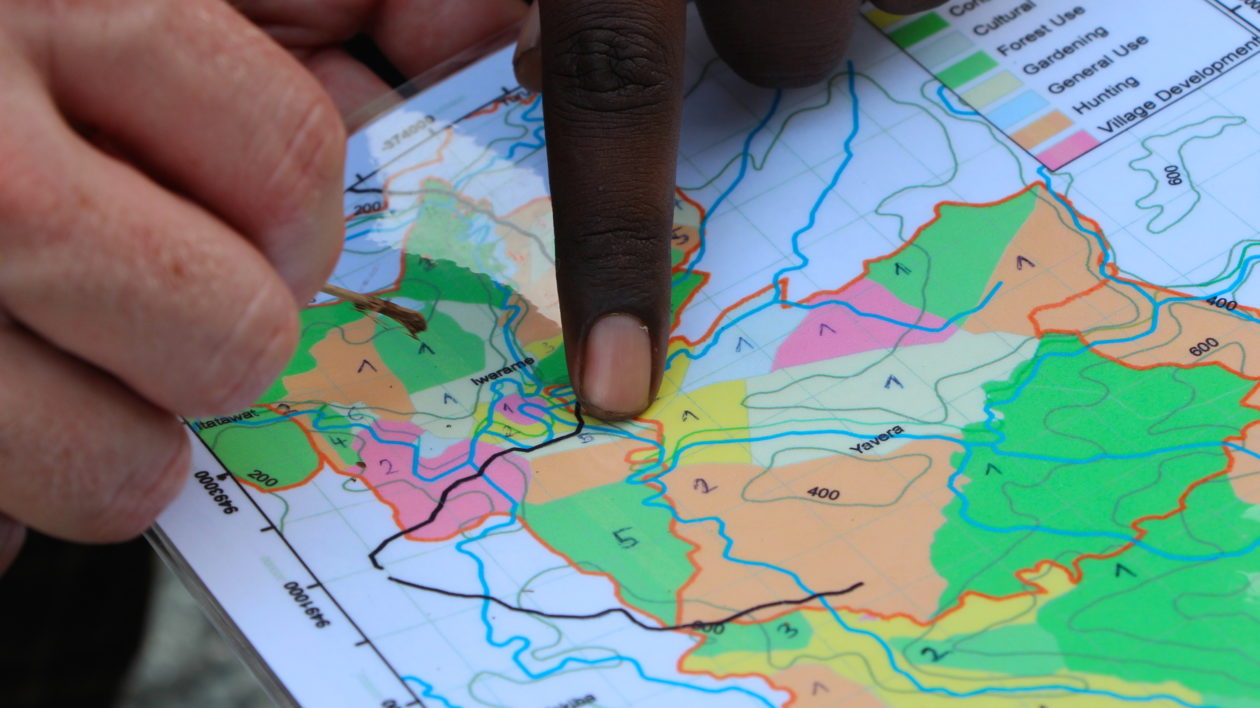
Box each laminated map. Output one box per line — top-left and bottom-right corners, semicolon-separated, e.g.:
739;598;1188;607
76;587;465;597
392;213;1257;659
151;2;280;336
155;1;1260;705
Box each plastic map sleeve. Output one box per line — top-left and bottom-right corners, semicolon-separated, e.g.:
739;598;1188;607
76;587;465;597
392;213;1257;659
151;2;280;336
152;1;1260;706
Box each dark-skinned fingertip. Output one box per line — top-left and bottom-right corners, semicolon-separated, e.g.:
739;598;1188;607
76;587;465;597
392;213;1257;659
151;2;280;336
578;313;654;420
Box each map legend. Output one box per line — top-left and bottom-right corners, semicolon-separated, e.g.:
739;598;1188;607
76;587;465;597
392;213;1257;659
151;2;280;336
865;0;1260;168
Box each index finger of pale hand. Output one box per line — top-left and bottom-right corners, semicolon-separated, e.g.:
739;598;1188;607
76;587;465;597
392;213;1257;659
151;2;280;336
539;0;686;420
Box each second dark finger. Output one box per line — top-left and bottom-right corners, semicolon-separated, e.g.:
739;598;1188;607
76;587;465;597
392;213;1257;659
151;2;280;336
695;0;858;88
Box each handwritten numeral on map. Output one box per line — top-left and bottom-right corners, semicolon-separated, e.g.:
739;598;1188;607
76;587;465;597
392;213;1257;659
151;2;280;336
1189;337;1220;357
920;647;950;663
985;463;1002;476
819;323;836;336
613;527;639;549
777;622;799;638
578;433;595;444
1164;164;1183;186
1015;255;1036;270
894;262;912;275
1115;563;1136;578
694;622;725;635
694;478;718;494
885;375;903;389
358;359;378;374
380;459;398;475
682;410;700;422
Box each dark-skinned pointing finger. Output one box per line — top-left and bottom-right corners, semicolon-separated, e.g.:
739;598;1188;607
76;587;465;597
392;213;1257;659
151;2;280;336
517;0;949;421
535;0;687;421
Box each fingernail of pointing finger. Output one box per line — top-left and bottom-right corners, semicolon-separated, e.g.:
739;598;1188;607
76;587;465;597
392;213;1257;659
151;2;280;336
513;3;542;92
582;314;652;418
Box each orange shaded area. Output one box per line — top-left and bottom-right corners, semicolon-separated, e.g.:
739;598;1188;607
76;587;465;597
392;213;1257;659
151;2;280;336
964;193;1103;336
525;438;655;505
1037;284;1260;377
282;318;415;423
665;440;959;620
772;664;883;708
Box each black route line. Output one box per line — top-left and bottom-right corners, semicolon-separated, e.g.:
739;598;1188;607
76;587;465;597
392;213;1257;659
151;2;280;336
191;433;427;708
388;576;866;632
368;404;586;569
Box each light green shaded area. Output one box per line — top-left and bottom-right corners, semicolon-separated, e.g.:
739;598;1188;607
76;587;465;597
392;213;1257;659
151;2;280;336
689;610;813;658
403;179;503;281
962;71;1022;109
912;30;974;68
933;334;1260;605
938;51;999;90
375;309;485;394
888;13;948;49
200;416;320;488
522;482;693;623
867;188;1038;321
1040;477;1260;701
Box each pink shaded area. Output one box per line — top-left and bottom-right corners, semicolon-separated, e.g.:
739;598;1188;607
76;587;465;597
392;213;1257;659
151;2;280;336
773;280;956;371
353;422;526;541
1036;129;1099;170
495;394;550;426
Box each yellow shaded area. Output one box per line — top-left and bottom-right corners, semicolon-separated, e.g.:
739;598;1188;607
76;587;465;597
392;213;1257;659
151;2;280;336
648;357;751;465
865;8;905;29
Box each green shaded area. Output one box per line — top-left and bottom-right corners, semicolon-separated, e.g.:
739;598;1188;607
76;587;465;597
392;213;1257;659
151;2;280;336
375;309;485;394
672;270;705;320
403;180;502;280
200;415;320;489
867;188;1038;321
523;482;693;623
532;349;569;387
888;13;948;49
937;51;999;89
690;610;812;658
307;407;363;467
1040;476;1260;701
399;257;502;306
932;334;1260;605
891;622;1065;676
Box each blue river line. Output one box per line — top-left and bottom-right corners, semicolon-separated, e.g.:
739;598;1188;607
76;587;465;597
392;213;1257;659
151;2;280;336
936;84;980;117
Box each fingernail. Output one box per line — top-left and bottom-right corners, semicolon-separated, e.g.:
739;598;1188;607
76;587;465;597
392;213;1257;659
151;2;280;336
582;314;652;418
512;3;542;92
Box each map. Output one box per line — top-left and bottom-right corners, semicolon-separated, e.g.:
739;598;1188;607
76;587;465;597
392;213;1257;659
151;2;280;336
154;1;1260;706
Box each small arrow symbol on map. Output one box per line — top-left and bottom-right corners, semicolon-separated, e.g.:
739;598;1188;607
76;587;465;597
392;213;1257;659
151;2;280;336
736;336;755;352
1015;255;1037;270
1115;563;1136;578
894;262;912;275
357;359;378;374
819;323;837;336
985;463;1002;476
885;375;903;389
811;682;829;695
